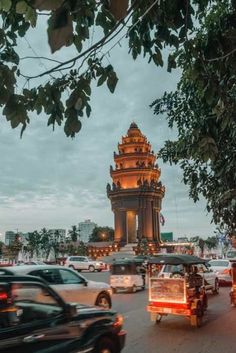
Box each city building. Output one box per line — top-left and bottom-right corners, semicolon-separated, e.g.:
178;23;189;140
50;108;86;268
5;231;16;246
49;229;66;242
78;220;97;243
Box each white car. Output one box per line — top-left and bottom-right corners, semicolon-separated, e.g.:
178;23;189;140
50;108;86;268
0;265;112;308
208;259;232;285
158;262;219;293
64;256;106;272
226;249;236;260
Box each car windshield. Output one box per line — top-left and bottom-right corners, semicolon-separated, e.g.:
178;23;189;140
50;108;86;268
209;260;229;267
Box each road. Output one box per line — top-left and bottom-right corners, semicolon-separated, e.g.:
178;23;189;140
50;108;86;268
83;271;236;353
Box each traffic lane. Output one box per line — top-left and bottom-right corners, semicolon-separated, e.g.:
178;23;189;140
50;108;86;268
121;287;236;353
82;272;236;352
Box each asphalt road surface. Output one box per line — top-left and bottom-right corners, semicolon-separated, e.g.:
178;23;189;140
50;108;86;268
84;271;236;353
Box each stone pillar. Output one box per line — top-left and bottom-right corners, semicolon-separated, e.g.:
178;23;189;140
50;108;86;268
114;210;127;243
143;200;153;241
126;211;136;243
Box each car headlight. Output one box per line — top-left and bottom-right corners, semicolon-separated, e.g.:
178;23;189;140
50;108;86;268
107;289;113;296
113;314;124;328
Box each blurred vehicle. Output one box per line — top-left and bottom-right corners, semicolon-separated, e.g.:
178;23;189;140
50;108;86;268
64;256;106;272
147;254;208;327
230;262;236;306
158;259;219;294
16;261;46;266
208;259;232;285
226;249;236;260
0;275;126;353
0;265;112;309
110;259;146;293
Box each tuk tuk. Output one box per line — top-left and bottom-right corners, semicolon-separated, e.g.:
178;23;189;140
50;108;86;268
110;258;146;293
230;262;236;306
147;254;208;327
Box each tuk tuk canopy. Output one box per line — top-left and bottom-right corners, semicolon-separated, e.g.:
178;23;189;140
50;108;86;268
110;258;143;275
147;254;206;265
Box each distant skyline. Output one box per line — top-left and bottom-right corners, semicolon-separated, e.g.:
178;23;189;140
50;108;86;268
0;19;216;240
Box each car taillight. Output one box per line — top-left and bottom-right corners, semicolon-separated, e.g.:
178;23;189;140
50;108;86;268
113;314;124;328
0;292;8;300
221;269;231;275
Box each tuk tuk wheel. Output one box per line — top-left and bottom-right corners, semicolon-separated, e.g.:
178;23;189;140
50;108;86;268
111;287;116;294
190;302;203;327
212;279;219;295
128;285;137;293
155;314;163;324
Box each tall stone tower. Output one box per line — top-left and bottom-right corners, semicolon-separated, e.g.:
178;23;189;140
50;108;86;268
107;122;165;245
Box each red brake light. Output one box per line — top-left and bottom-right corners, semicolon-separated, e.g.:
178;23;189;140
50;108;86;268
0;292;8;300
221;269;230;275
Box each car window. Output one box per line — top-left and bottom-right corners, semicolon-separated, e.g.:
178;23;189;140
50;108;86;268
59;269;85;284
30;269;63;284
70;257;80;261
0;282;63;329
163;264;184;273
209;260;229;267
197;264;208;273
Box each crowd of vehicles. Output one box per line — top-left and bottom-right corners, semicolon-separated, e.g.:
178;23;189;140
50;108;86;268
1;252;236;352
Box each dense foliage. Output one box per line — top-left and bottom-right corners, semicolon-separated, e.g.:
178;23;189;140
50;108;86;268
89;226;114;242
151;0;236;231
1;0;210;136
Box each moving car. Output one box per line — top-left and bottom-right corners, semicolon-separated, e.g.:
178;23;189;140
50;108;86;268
0;275;126;353
208;259;232;285
157;257;219;294
64;256;106;272
0;265;112;309
226;249;236;260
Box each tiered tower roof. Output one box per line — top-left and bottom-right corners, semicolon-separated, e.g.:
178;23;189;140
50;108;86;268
108;123;164;191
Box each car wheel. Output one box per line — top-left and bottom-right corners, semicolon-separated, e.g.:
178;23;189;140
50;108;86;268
95;337;116;353
96;293;111;309
69;265;75;270
89;265;95;272
212;279;219;294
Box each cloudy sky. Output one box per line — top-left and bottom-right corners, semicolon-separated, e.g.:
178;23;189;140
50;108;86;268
0;16;216;241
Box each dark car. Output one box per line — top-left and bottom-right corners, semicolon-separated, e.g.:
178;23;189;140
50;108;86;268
0;275;126;353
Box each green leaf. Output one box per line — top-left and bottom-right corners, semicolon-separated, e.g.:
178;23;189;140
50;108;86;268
25;7;37;27
97;74;107;87
153;51;163;67
107;71;118;93
48;9;73;53
0;0;11;12
86;103;91;117
64;109;82;137
16;1;28;14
